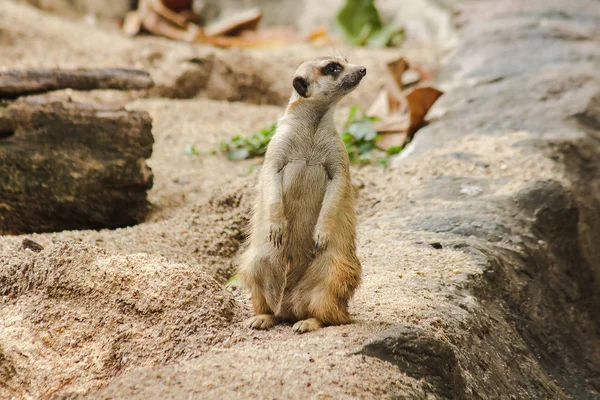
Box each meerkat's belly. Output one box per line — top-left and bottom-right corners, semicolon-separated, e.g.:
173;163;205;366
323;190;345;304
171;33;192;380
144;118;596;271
281;161;328;256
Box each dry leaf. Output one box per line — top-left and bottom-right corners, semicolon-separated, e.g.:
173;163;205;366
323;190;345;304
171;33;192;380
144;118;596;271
385;57;410;113
372;114;409;150
372;114;409;133
386;57;409;90
366;90;390;119
145;0;191;29
307;27;336;46
127;1;298;48
162;0;193;13
308;27;328;41
122;11;142;36
377;132;409;150
128;0;202;41
367;57;443;150
204;8;262;37
405;87;444;136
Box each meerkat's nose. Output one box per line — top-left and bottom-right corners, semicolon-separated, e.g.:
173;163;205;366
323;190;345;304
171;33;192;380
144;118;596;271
359;67;367;76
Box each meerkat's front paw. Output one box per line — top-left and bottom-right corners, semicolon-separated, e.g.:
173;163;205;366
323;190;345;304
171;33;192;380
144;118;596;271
244;314;276;330
292;318;323;334
267;221;286;247
313;229;329;252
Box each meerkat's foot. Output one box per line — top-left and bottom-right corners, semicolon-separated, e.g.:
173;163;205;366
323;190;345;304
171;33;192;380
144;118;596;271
245;314;276;330
267;221;286;247
313;229;329;252
292;318;323;334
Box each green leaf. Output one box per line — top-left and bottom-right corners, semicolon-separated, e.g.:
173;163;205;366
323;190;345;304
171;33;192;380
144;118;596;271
184;144;199;155
336;0;383;46
357;141;375;155
378;158;389;168
247;163;263;174
227;148;250;161
342;132;355;144
386;145;404;155
226;274;242;292
367;23;404;48
345;105;360;126
218;122;277;161
339;105;405;166
357;153;373;164
347;121;372;140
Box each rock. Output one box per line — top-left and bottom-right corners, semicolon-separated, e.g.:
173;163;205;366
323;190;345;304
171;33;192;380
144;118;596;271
358;324;467;398
0;96;154;234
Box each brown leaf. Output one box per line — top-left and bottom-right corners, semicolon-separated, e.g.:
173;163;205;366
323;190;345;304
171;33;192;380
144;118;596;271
384;57;410;113
133;0;202;41
308;27;327;41
204;8;263;37
366;58;443;150
386;57;409;91
405;86;444;137
145;0;191;29
307;27;336;46
162;0;193;13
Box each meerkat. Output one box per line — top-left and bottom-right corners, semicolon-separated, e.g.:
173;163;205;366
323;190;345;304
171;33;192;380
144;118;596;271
238;56;366;334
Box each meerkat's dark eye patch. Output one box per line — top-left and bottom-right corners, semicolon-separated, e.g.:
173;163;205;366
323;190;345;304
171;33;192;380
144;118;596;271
293;76;309;98
322;62;343;76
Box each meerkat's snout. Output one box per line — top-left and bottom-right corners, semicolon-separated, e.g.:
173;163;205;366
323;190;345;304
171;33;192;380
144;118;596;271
340;64;367;92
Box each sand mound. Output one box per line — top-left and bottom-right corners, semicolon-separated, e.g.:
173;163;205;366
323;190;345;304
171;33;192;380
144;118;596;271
0;241;240;398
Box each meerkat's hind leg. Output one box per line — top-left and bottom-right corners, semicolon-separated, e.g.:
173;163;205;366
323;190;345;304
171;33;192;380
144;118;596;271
292;318;323;334
245;314;277;330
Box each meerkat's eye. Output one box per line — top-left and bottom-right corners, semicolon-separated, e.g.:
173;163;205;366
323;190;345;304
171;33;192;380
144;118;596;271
322;62;343;76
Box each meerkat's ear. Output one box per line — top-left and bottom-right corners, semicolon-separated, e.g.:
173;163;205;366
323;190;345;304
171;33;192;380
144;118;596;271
293;76;310;98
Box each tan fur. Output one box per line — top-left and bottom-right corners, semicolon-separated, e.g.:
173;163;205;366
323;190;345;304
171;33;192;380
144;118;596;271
239;56;365;334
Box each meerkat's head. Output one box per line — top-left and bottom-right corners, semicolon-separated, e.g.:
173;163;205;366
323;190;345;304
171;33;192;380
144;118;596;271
290;56;367;105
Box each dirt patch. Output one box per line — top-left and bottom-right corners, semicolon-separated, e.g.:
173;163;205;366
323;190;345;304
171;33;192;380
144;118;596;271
0;178;254;283
0;241;239;398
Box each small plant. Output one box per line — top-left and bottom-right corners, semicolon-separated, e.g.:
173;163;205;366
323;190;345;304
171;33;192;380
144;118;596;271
218;109;402;167
336;0;404;48
219;123;277;161
184;144;200;155
342;106;403;166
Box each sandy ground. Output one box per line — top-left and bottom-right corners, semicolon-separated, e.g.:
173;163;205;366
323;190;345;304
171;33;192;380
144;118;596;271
0;1;592;399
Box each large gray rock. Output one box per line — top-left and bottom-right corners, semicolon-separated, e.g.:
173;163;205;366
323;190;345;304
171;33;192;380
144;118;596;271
370;0;600;398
